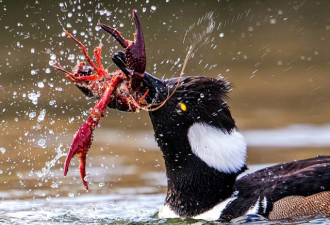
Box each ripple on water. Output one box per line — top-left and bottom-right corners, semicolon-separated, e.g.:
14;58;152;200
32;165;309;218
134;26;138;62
0;194;329;225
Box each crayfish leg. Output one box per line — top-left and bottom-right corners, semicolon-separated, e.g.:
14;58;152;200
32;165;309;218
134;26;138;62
53;61;78;82
94;45;105;73
64;30;103;77
63;75;123;190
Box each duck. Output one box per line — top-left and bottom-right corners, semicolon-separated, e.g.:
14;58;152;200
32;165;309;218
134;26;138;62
135;72;330;222
57;10;329;221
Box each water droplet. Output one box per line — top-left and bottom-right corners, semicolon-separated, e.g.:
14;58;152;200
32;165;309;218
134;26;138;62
38;82;44;88
200;93;204;98
51;183;58;189
31;48;35;54
98;182;105;187
38;139;46;149
29;111;36;119
68;54;75;60
68;193;75;198
28;92;40;105
50;54;56;60
45;68;51;74
219;33;224;38
270;18;277;24
49;100;56;106
0;147;6;154
37;109;46;122
151;5;156;11
31;70;37;75
28;169;34;177
69;117;74;123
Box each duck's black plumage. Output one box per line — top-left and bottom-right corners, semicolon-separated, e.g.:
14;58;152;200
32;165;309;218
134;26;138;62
147;76;243;217
139;74;330;221
220;155;330;221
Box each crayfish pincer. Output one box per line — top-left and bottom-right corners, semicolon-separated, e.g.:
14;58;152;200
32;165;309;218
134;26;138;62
54;10;155;190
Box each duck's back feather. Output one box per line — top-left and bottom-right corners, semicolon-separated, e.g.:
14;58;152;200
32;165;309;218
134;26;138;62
219;156;330;221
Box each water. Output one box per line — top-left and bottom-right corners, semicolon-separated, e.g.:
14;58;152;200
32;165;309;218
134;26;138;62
1;165;329;225
1;166;329;224
0;194;165;224
0;0;330;224
0;198;328;225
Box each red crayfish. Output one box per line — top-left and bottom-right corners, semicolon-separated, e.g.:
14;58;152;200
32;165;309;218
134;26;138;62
54;10;164;190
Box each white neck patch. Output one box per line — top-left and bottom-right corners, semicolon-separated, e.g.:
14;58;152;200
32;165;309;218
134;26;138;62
187;122;247;173
158;196;237;221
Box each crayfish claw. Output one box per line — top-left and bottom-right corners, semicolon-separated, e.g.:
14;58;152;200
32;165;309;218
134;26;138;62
128;10;146;74
63;122;93;190
100;10;146;74
131;10;145;71
98;22;128;48
78;153;88;190
64;146;75;176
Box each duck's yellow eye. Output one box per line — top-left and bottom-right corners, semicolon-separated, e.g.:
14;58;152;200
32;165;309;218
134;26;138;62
176;102;187;115
180;103;187;112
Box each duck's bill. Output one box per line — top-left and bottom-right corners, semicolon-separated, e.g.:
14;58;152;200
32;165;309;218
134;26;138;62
140;72;168;106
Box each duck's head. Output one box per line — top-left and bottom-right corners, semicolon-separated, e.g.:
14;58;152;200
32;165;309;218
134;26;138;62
141;73;247;176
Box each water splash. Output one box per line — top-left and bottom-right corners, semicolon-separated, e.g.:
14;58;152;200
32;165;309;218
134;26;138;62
183;11;215;46
37;109;46;122
28;91;41;105
35;144;66;178
0;147;6;154
146;12;217;111
181;12;215;75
